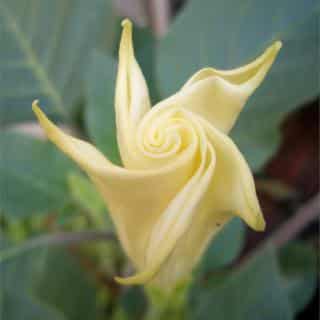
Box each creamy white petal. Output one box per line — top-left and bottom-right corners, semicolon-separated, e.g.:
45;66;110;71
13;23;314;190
199;115;265;231
115;19;151;168
154;41;281;134
116;123;216;285
32;21;280;289
32;102;198;269
133;112;265;287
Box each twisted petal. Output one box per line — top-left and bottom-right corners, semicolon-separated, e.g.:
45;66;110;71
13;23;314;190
32;102;218;286
116;19;151;168
199;116;265;231
155;41;281;134
32;20;280;288
116;115;216;285
32;102;201;282
124;113;265;287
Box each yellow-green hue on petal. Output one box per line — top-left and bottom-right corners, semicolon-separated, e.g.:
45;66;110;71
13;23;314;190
32;19;281;288
155;41;282;134
115;19;151;168
32;101;197;272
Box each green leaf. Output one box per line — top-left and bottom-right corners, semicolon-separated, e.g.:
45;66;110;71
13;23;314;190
34;249;98;320
67;172;112;229
68;172;106;217
0;0;116;125
134;27;159;103
0;237;64;320
120;287;147;320
0;242;97;320
85;51;121;164
1;291;66;320
197;218;245;275
278;242;318;316
0;243;58;318
0;131;75;218
157;0;319;170
190;246;293;320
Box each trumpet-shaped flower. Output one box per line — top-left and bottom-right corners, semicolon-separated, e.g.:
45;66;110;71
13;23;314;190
32;19;281;288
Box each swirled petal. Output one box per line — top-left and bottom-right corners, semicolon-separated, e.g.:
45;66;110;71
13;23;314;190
116;19;151;168
156;41;281;134
32;102;198;271
199;116;265;230
140;114;265;287
116;125;216;285
150;207;231;287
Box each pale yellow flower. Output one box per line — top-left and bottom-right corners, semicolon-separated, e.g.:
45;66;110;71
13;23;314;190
32;19;281;288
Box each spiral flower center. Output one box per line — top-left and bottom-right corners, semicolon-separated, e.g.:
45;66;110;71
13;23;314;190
136;107;205;167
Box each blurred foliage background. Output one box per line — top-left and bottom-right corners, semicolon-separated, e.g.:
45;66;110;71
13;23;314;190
0;0;319;319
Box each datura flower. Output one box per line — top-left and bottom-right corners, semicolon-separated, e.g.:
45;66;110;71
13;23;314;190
32;19;281;288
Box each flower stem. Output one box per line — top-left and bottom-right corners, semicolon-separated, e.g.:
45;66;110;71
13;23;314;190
144;278;191;320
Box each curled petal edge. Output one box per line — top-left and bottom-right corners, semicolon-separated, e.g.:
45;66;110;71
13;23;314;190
157;41;282;134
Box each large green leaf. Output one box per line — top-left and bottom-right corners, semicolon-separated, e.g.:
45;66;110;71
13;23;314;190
197;218;245;275
1;291;65;320
0;0;116;125
0;243;97;320
119;287;147;320
34;249;98;320
278;242;318;316
157;0;319;170
0;131;75;218
85;51;120;164
68;172;106;217
190;246;293;320
134;27;159;103
67;172;112;228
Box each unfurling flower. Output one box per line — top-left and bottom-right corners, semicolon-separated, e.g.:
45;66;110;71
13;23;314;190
32;19;281;288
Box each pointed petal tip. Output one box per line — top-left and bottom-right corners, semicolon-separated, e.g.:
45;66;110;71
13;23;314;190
32;100;47;125
274;40;282;50
114;275;143;286
269;40;282;55
114;276;132;286
114;264;159;285
32;99;40;114
263;41;282;64
121;18;132;29
261;41;282;64
119;18;134;58
252;213;266;232
32;100;49;127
